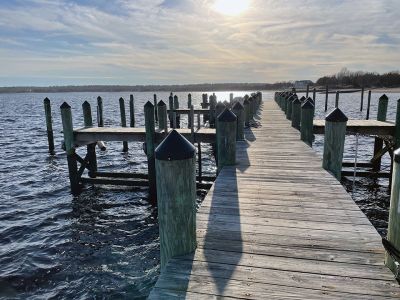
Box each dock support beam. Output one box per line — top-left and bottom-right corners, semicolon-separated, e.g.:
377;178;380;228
372;94;389;171
216;109;237;173
144;102;157;203
43;97;55;155
155;130;196;269
61;102;80;195
300;100;314;147
322;108;348;181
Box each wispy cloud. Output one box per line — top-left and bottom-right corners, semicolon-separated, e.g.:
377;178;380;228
0;0;399;86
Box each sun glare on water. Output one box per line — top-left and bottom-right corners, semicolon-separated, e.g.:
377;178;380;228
212;0;250;16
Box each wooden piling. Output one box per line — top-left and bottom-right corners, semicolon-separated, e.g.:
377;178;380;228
155;129;196;269
43;97;55;155
209;96;216;128
144;101;156;202
335;91;340;108
187;93;192;109
300;100;314;147
229;93;234;104
306;84;310;98
216;109;237;173
322;108;348;180
153;94;158;122
130;95;135;127
215;102;226;121
312;88;316;104
168;95;174;128
157;100;168;132
360;87;364;111
241;99;248;128
197;142;202;182
291;97;301;130
232;101;245;140
189;104;194;136
286;95;294;120
82;101;97;177
174;95;180;128
119;97;128;152
325;85;328;111
373;94;389;171
385;148;400;274
366;90;372;120
60;102;80;195
97;96;104;127
395;99;400;149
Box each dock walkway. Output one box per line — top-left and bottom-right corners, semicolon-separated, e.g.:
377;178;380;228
149;100;400;299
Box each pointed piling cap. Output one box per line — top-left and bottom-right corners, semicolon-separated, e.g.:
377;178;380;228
232;101;244;110
292;97;301;104
155;129;196;161
218;108;237;122
157;100;166;106
82;100;90;107
97;96;102;101
243;98;250;105
44;97;50;103
301;99;314;109
60;102;71;109
380;94;389;101
119;97;124;102
394;148;400;164
325;107;348;122
144;101;154;108
300;96;306;102
216;101;226;109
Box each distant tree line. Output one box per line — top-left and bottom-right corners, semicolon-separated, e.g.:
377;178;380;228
316;68;400;88
0;82;294;94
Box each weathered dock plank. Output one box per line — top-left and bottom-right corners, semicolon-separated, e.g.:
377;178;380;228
74;127;215;145
148;100;399;299
313;119;394;135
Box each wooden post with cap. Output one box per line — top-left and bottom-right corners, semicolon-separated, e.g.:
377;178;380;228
372;94;389;171
119;97;128;152
155;129;196;269
60;102;80;195
385;148;400;274
82;101;97;178
232;101;245;140
322;108;348;180
153;94;158;122
291;97;301;130
43;97;55;155
130;95;135;127
157;100;168;133
300;100;314;147
97;96;104;127
216;108;237;173
144;101;156;203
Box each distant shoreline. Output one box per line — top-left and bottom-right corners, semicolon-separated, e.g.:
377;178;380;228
0;84;399;94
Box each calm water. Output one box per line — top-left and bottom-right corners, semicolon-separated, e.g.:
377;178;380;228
0;90;398;298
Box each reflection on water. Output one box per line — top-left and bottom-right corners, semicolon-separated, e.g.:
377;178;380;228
0;90;398;297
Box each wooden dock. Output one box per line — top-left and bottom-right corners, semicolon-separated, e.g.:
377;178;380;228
148;100;400;299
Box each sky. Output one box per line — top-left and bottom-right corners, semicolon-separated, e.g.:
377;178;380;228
0;0;399;86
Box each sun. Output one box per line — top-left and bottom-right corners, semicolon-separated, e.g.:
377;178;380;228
212;0;250;16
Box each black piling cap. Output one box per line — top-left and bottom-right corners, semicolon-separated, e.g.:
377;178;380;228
380;94;389;101
301;100;314;109
243;99;249;105
155;130;195;161
307;97;314;104
292;97;301;104
144;101;154;108
44;97;50;103
158;100;166;106
394;148;400;164
325;107;348;122
232;101;244;110
97;96;102;101
218;108;237;122
60;102;71;109
216;102;226;108
300;96;306;102
82;100;90;107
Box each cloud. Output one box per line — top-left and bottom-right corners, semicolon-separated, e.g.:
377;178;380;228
0;0;399;85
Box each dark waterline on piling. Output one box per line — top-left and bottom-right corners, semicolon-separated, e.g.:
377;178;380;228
0;90;399;297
